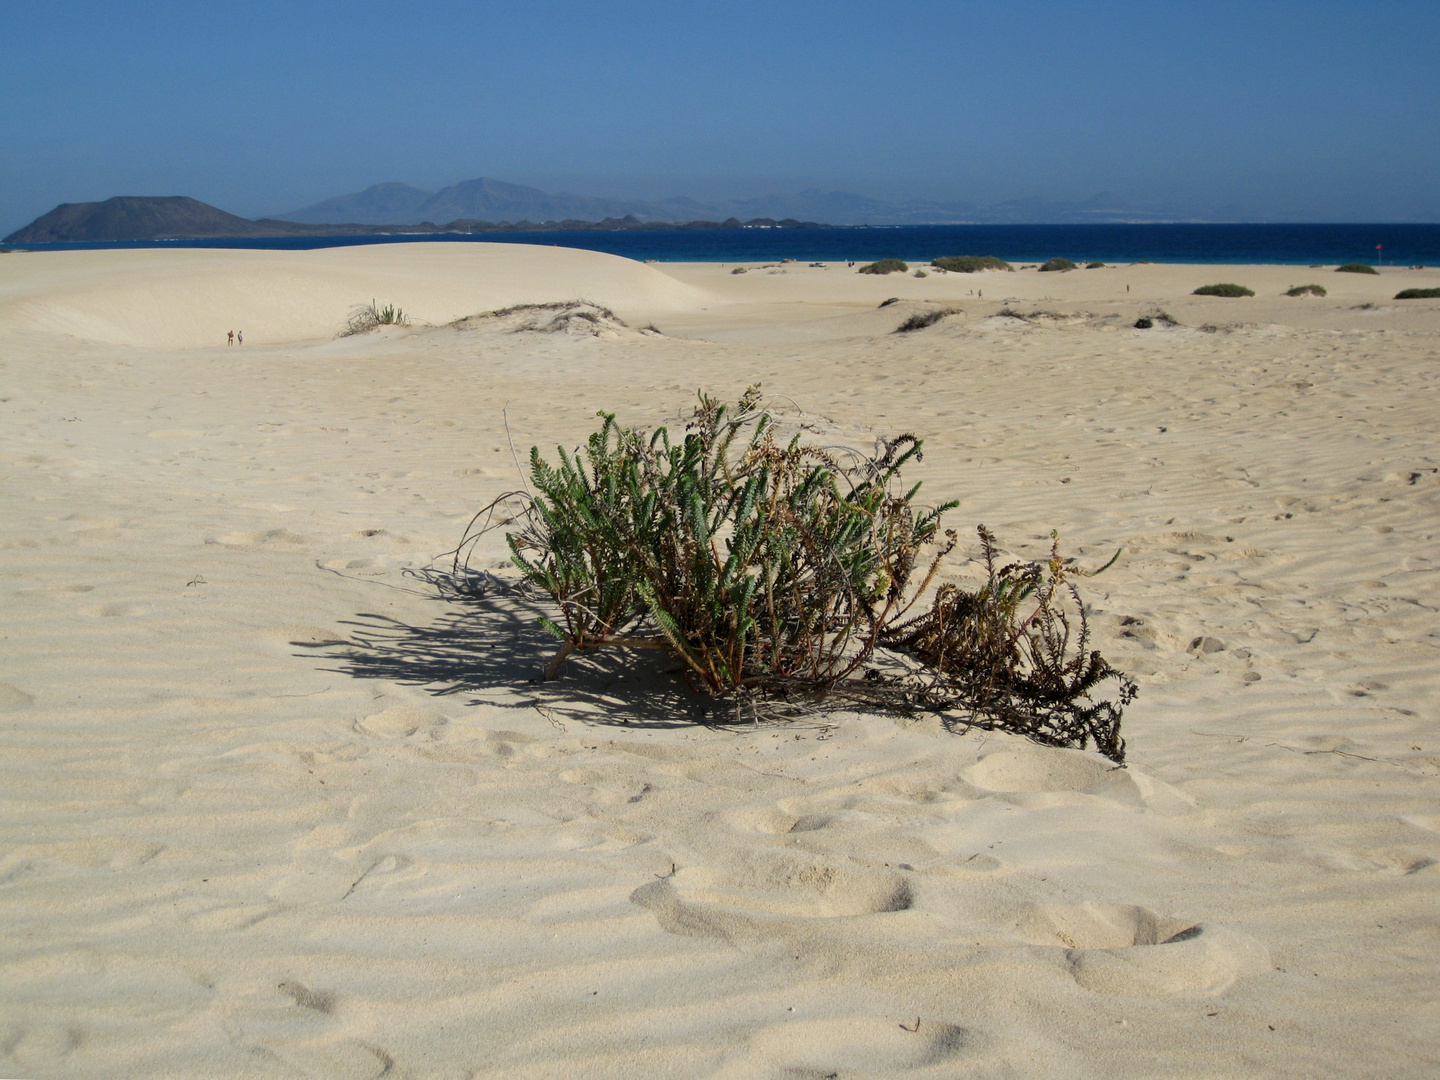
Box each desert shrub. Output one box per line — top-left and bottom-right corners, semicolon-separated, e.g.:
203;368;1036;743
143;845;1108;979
1395;287;1440;299
1085;261;1106;269
731;267;748;274
1193;283;1254;297
894;308;957;333
342;299;409;336
1285;284;1327;297
1039;258;1077;272
931;255;1012;273
1134;317;1154;329
1336;263;1379;274
884;528;1134;763
914;269;928;278
450;390;1136;761
858;258;908;275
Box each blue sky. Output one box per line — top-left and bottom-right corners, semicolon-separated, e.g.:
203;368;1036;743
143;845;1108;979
3;0;1438;232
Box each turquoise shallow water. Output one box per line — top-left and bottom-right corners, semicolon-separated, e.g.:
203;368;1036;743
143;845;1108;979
12;222;1440;265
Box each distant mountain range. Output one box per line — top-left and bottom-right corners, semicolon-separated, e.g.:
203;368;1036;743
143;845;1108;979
4;178;1172;244
277;177;1168;227
3;195;823;244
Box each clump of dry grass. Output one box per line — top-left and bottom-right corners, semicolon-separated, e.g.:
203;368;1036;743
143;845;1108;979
341;299;409;336
455;300;627;336
447;390;1137;761
894;308;958;333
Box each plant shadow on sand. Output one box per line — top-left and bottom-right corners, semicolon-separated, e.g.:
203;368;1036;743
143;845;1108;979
295;571;743;731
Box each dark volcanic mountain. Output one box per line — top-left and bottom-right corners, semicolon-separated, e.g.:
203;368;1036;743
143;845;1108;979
5;196;279;243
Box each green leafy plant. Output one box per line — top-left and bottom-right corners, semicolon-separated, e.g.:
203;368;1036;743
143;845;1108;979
1285;284;1327;297
1039;258;1077;272
1395;287;1440;299
931;255;1012;273
449;391;1137;762
1193;283;1254;297
858;258;909;275
1336;263;1379;275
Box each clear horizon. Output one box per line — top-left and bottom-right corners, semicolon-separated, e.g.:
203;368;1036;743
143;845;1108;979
4;0;1438;235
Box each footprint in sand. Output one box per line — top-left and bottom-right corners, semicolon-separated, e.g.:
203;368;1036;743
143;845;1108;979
634;849;913;933
709;1015;974;1078
963;746;1195;813
207;528;308;548
353;703;448;739
1017;902;1269;995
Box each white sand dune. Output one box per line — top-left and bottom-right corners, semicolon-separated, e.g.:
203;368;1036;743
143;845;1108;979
0;242;709;347
1;245;1437;1078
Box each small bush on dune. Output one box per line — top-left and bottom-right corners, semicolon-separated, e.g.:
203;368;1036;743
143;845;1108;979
931;255;1013;273
1134;317;1154;329
1336;263;1379;275
858;258;909;275
1395;287;1440;299
894;308;958;333
1085;261;1106;269
1193;283;1254;297
731;267;748;274
342;299;409;336
1039;258;1077;272
449;389;1136;761
914;269;928;278
1285;284;1327;297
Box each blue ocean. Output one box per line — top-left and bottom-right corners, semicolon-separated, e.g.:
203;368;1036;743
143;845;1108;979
13;223;1440;266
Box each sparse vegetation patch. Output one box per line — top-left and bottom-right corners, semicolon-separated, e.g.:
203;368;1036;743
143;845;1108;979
1193;283;1254;297
341;299;409;336
1336;263;1379;275
448;390;1136;761
894;308;958;333
858;259;908;275
931;255;1012;273
1285;284;1327;297
1039;258;1077;272
1085;261;1106;269
1395;287;1440;299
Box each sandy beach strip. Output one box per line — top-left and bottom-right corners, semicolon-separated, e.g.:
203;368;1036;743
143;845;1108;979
1;243;1437;1077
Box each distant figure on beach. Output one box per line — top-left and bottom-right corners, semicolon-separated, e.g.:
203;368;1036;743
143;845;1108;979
237;330;243;345
227;330;234;345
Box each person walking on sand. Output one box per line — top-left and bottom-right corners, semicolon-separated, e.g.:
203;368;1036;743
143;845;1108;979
227;330;234;345
237;330;243;345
